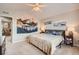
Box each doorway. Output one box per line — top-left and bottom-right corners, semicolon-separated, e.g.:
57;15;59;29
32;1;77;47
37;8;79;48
1;16;12;54
1;16;12;42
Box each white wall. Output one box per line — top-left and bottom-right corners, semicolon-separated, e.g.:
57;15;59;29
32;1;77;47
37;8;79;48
12;15;38;43
0;12;38;44
0;7;79;45
12;10;79;45
43;10;79;46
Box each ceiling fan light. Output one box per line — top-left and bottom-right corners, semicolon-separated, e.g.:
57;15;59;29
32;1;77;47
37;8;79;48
32;7;40;11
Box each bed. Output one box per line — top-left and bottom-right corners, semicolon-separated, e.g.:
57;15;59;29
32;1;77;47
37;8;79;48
27;31;64;55
26;21;66;55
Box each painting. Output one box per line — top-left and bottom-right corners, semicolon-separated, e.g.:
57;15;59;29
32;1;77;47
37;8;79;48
17;18;38;33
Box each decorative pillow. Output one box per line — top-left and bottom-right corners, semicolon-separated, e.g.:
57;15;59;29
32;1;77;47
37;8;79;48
52;31;62;35
44;30;63;35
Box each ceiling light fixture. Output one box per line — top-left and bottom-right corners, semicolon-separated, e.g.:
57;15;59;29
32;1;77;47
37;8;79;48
27;3;46;11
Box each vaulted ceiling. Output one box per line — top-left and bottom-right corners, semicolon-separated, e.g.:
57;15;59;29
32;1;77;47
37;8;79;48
0;3;79;19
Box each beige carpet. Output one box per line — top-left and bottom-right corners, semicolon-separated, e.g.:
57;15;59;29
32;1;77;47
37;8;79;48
5;37;79;55
5;41;45;55
54;45;79;55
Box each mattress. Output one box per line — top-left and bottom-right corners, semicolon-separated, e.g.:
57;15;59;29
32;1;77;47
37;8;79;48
27;33;64;54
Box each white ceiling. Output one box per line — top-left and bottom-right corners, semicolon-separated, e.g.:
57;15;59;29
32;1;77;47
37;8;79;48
0;3;79;19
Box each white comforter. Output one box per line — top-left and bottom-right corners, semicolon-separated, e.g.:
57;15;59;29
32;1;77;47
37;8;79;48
27;33;64;55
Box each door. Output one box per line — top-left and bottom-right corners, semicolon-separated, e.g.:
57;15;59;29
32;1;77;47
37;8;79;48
0;16;12;55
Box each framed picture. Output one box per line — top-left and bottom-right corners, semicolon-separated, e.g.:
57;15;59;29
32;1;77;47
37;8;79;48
17;18;38;33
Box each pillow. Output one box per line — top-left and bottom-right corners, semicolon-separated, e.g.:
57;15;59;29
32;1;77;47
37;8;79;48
44;30;63;35
52;31;62;35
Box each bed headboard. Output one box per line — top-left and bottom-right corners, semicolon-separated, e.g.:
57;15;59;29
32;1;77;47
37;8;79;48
40;29;65;39
45;29;65;35
40;20;66;37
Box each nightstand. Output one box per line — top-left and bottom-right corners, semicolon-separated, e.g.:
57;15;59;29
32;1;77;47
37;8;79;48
64;31;73;46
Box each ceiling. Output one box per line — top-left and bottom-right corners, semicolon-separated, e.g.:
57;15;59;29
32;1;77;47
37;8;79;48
0;3;79;19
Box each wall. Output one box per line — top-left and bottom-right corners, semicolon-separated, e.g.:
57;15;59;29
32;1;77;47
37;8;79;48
12;14;38;43
43;10;79;46
0;8;79;45
0;12;38;43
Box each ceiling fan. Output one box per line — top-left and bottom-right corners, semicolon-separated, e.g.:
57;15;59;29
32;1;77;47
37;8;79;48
27;3;46;11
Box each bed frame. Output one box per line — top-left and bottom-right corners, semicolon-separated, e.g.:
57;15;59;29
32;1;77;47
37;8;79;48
27;29;66;55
